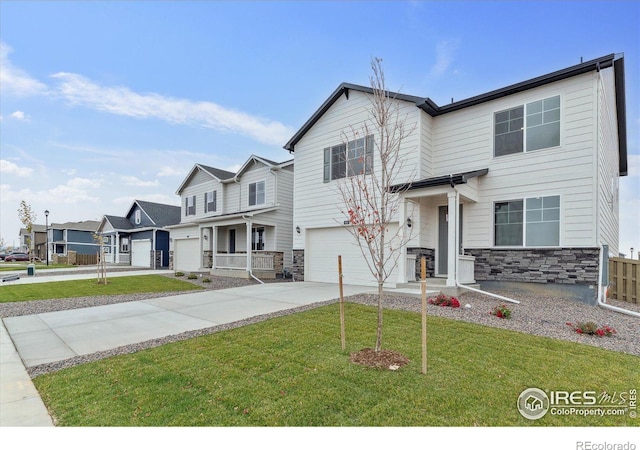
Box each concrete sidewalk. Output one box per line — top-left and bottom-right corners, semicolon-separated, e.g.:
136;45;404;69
1;281;378;426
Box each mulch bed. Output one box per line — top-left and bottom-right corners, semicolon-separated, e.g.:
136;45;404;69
350;348;410;370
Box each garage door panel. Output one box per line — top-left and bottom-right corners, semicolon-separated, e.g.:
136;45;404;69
131;239;151;268
174;238;200;272
306;226;398;286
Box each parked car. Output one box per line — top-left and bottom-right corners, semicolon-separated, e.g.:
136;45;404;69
0;252;9;261
4;252;30;262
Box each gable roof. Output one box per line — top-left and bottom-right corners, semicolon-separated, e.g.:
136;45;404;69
177;156;294;193
134;200;181;227
284;54;627;176
51;220;100;232
103;215;134;230
233;154;294;178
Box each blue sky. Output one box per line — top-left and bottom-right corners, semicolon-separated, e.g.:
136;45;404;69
1;1;638;255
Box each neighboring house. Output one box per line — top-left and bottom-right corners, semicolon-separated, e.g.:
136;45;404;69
284;54;627;304
19;224;47;259
49;220;101;256
168;155;294;278
97;200;181;268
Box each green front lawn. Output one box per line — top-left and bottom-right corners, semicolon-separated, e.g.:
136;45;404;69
0;275;202;303
34;303;638;426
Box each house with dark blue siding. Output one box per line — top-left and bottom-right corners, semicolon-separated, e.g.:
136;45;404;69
98;200;181;268
49;220;100;257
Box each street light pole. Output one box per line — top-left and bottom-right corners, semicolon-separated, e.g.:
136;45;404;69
45;210;49;267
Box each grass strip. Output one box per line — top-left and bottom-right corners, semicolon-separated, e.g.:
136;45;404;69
0;275;201;303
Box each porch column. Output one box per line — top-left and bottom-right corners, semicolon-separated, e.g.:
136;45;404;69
446;191;457;287
246;219;252;272
397;197;407;284
211;226;218;270
115;231;120;264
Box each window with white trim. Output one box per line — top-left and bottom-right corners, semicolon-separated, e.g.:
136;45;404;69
121;237;130;252
323;135;374;182
494;96;560;157
205;190;217;213
134;209;141;225
249;181;265;206
494;195;560;247
185;195;196;216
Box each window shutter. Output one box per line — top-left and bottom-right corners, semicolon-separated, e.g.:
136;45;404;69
366;135;374;174
323;147;330;183
249;183;256;206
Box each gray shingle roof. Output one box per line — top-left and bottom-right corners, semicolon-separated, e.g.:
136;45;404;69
104;215;134;230
198;164;236;180
135;200;181;227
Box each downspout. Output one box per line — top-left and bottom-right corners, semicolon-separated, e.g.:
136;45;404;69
452;185;521;304
597;245;640;317
242;214;264;284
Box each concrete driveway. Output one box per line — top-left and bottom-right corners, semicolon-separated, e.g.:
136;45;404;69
3;281;374;368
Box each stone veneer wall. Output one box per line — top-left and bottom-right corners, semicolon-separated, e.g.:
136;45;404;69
168;250;174;271
257;251;284;276
292;249;304;281
466;248;600;285
407;247;435;279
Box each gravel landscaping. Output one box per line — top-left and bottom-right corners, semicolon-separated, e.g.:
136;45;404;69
2;275;637;377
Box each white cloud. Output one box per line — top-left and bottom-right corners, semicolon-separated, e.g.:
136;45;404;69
121;175;159;187
10;110;28;121
0;42;48;97
0;159;33;177
50;72;293;145
61;168;77;176
157;166;187;177
67;177;102;189
428;40;460;78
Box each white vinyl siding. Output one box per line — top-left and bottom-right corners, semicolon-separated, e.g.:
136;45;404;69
293;90;420;251
427;73;599;250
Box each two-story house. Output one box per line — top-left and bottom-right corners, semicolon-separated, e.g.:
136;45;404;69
284;54;627;304
49;220;101;257
97;200;181;268
168;155;294;279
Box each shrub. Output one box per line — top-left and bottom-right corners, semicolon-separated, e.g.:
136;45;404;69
187;273;198;280
489;304;512;319
428;294;460;308
174;272;185;277
566;321;616;337
202;277;211;283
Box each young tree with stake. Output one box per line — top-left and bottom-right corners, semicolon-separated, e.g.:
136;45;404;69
337;57;416;353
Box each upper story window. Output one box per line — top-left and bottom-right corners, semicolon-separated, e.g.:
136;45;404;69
205;191;217;213
185;195;196;216
494;96;560;157
134;209;141;225
323;135;374;182
249;181;265;206
494;195;560;247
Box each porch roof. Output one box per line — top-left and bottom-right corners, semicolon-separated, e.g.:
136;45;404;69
167;206;278;228
390;168;488;193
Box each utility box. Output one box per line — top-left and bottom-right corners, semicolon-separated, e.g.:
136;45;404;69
27;264;35;276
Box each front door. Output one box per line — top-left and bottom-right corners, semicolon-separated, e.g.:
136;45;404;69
438;204;463;275
229;229;236;253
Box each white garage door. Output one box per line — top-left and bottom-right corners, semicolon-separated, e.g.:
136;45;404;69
131;239;152;268
306;225;399;286
173;238;200;272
